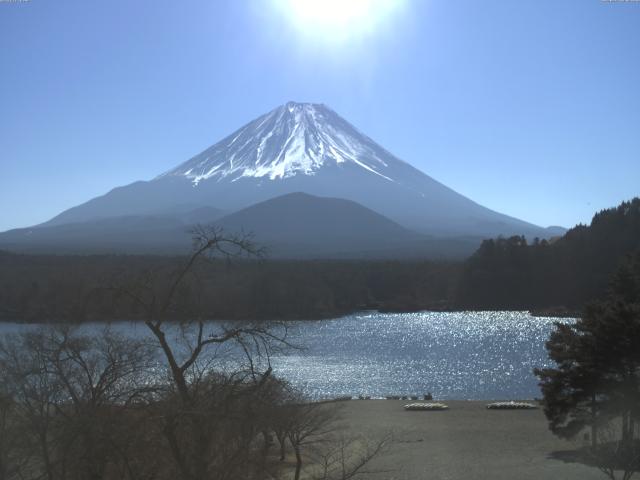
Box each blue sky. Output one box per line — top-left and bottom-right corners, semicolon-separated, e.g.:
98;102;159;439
1;0;638;231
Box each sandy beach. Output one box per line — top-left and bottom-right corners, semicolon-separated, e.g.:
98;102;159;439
336;399;604;480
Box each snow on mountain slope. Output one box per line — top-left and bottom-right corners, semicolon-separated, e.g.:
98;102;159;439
158;102;396;184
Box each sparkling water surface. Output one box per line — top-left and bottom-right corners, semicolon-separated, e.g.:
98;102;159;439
0;311;573;400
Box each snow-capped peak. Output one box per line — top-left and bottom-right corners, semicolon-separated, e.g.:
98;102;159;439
158;102;397;185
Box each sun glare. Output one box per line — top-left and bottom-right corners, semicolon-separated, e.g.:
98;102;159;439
274;0;404;43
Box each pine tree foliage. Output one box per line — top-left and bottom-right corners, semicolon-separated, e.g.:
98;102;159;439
535;250;640;464
459;198;640;310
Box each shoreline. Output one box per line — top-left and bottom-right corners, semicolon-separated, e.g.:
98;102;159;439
336;399;603;480
0;307;580;324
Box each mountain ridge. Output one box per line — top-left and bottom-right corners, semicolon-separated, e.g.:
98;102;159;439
6;102;565;254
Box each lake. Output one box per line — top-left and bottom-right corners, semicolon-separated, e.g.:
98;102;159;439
0;311;572;400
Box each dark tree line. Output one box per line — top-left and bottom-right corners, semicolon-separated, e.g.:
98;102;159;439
457;198;640;311
0;252;459;323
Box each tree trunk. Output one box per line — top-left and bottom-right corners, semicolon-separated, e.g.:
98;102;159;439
146;322;190;403
163;417;193;480
39;428;55;480
261;431;272;451
622;410;633;448
591;393;597;449
276;432;286;461
293;443;302;480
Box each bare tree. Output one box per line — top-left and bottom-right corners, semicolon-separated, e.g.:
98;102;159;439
0;326;156;480
286;402;341;480
112;226;292;480
311;433;391;480
271;396;390;480
0;388;30;480
0;328;65;480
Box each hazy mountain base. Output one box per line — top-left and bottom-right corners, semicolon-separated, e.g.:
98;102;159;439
0;193;484;259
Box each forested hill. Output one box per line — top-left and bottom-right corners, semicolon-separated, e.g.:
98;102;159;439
457;198;640;310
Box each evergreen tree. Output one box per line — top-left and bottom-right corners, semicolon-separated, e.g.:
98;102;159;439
535;252;640;454
459;197;640;310
534;320;603;447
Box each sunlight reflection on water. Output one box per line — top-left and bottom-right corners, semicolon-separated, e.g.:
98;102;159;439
0;311;574;400
270;311;573;400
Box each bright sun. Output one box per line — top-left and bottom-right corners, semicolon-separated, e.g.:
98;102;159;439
275;0;404;43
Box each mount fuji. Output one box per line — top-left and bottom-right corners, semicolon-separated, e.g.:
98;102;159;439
0;102;562;257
